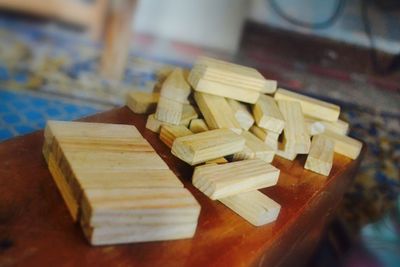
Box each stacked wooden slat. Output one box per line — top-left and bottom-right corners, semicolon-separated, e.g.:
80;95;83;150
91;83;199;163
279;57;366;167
43;121;200;245
125;56;363;228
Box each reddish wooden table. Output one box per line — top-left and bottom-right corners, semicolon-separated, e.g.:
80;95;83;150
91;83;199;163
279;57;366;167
0;107;363;267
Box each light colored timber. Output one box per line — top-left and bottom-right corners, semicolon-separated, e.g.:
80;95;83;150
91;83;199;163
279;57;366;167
252;95;285;134
146;114;172;133
233;131;275;163
304;117;326;136
193;159;279;200
126;91;159;114
275;142;297;161
160;125;192;148
278;100;311;154
189;119;209;133
304;135;334;176
219;190;281;226
249;125;279;150
205;157;228;164
261;80;278;94
81;188;200;227
305;117;349;136
189;71;260;104
320;130;362;159
82;221;198;246
274;88;340;122
227;99;254;130
159;68;191;103
155;97;183;125
180;104;199;127
171;129;245;165
194;92;242;134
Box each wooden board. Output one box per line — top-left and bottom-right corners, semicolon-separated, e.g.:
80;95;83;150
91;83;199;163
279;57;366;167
0;107;365;267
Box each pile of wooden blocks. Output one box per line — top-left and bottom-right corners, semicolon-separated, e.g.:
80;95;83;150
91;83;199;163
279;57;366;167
127;56;362;226
43;121;200;245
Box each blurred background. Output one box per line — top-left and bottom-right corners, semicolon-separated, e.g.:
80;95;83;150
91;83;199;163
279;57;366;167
0;0;398;266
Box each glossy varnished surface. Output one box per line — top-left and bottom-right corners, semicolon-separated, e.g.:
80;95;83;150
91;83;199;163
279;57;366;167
0;107;363;267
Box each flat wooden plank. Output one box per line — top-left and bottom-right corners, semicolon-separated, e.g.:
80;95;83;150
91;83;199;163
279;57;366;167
192;159;279;200
220;190;281;226
159;68;191;103
304;135;334;176
274;88;340;122
155;97;183;125
194;92;242;134
189;118;209;133
320;130;362;159
252;95;285;134
160;125;192;148
171;129;245;165
233;131;275;163
250;125;279;150
126;91;159;114
227;99;254;130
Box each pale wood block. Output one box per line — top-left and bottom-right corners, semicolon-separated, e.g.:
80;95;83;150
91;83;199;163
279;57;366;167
194;92;242;134
275;143;297;161
321;130;362;159
278;100;311;154
249;125;279;150
81;188;200;227
155;97;183;125
192;159;279;200
45;121;141;145
304;135;334;176
227;99;254;130
171;129;245;165
146;114;172;133
126;91;159;114
180;104;199;127
159;68;191;103
189;119;209;133
189;75;261;104
219;190;281;226
260;80;278;94
304;117;326;136
233;131;275;163
82;221;198;246
205;157;228;164
160;125;192;148
252;95;285;134
274;88;340;122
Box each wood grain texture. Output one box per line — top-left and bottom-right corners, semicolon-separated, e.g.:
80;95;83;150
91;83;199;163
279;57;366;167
0;106;364;267
160;125;192;148
320;130;362;159
155;97;183;125
189;119;209;133
250;125;279;150
126;91;159;114
227;99;254;130
194;92;242;134
159;68;191;103
252;95;285;134
146;113;171;133
219;190;281;226
278;100;311;154
171;129;245;165
232;131;275;163
305;117;349;136
305;135;334;176
274;88;340;122
192;159;279;200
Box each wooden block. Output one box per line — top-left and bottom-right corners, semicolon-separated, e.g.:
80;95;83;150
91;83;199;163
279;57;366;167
81;188;200;227
192;159;279;200
252;95;285;134
275;143;297;161
171;129;245;165
194;92;242;134
219;190;281;226
146;114;172;133
189;119;209;133
227;99;254;130
320;130;362;159
205;157;228;164
249;125;279;150
261;80;278;94
126;91;159;114
278;100;311;154
304;117;325;136
189;74;260;104
159;68;191;103
304;117;349;136
155;97;183;125
82;221;198;246
45;121;141;145
304;135;334;176
274;88;340;122
160;125;192;148
180;104;199;127
233;131;275;163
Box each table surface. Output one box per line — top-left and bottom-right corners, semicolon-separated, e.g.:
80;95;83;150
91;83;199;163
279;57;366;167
0;107;363;267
